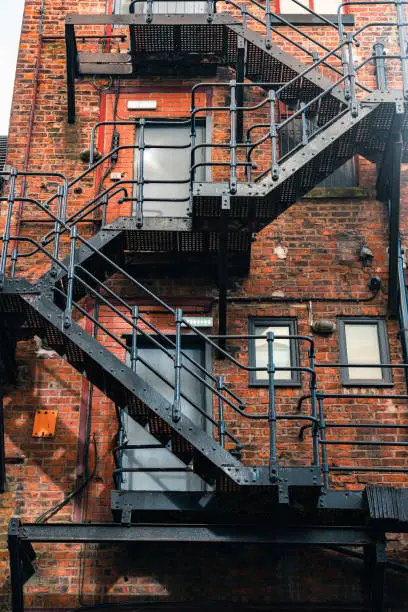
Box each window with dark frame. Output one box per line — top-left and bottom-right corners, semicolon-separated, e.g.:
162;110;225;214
279;109;356;189
248;318;300;387
337;318;393;386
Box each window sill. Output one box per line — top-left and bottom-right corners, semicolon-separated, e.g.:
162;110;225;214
302;187;369;200
271;14;354;26
249;381;302;388
341;381;394;388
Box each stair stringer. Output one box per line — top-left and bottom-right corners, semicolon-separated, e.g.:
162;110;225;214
19;289;254;487
193;93;405;227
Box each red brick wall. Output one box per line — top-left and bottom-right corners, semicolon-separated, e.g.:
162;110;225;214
1;0;408;609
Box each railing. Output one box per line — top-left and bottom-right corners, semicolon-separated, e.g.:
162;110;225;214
1;169;408;488
62;0;408;210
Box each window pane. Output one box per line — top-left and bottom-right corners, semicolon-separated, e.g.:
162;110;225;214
314;0;341;13
255;326;291;381
345;324;383;380
279;0;310;13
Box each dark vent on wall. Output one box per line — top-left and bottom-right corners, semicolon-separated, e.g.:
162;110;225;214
0;137;8;169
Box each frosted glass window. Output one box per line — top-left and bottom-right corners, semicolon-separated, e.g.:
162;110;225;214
338;319;392;386
279;0;310;13
255;325;291;381
249;318;300;386
279;0;341;13
314;0;342;13
345;324;382;380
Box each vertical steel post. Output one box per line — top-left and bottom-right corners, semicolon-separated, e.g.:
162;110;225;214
317;394;329;491
364;538;386;612
216;376;226;448
347;33;359;117
398;238;408;389
309;344;319;467
340;29;351;101
229;81;238;194
301;102;309;146
373;42;387;92
206;0;214;22
10;249;18;279
189;105;196;217
101;194;109;227
396;0;408;99
51;185;65;277
131;306;139;373
269;91;279;181
135;118;145;227
264;0;272;49
0;168;18;290
64;227;78;329
242;3;247;28
388;139;402;319
0;397;5;493
267;331;278;482
172;308;183;422
8;519;24;612
146;0;153;22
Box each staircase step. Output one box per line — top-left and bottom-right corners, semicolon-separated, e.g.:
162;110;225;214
17;288;248;487
69;13;345;124
192;93;406;231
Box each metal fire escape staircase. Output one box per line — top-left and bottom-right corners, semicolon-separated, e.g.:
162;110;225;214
2;0;408;499
3;4;408;609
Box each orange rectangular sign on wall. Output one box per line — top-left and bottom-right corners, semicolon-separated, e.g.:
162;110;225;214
32;410;58;438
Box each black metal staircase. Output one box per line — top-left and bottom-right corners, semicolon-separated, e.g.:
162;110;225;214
4;2;408;609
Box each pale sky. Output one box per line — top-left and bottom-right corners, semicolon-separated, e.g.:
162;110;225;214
0;0;25;134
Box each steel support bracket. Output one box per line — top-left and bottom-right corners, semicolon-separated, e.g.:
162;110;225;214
364;538;387;612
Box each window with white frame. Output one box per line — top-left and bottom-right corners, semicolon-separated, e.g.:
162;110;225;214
277;0;344;14
248;318;300;386
337;318;393;386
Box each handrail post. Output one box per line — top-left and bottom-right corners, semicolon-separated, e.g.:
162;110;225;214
188;110;196;217
51;185;65;277
267;331;278;482
135;118;145;227
229;81;238;194
146;0;153;23
216;376;226;448
269;91;279;181
347;33;359;117
308;343;319;467
172;308;183;423
340;31;351;101
301;102;309;146
396;0;408;98
206;0;214;22
64;226;78;329
131;306;139;373
245;133;252;182
10;249;18;279
101;194;109;227
0;168;18;290
373;41;387;92
317;393;329;491
264;0;272;49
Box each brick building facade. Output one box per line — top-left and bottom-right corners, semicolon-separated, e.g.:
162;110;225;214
1;0;408;610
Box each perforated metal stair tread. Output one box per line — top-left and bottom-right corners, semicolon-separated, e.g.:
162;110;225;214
192;93;407;229
67;12;346;116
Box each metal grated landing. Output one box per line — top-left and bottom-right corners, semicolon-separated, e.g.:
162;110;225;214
131;23;226;55
123;230;251;253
